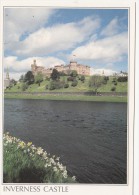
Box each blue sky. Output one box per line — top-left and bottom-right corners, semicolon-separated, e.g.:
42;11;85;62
4;8;128;79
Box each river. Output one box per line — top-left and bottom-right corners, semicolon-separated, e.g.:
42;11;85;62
4;99;127;184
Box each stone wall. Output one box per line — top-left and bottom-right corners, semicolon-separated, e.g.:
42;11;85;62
31;60;90;77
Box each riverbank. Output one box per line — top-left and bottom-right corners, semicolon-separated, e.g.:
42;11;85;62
4;93;127;102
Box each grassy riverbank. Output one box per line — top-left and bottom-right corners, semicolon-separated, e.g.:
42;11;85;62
4;93;127;102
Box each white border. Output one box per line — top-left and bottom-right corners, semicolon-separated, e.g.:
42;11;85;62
0;1;136;195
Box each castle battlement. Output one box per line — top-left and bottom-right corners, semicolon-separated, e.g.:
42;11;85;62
31;60;90;77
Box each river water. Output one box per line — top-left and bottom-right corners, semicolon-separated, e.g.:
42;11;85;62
4;99;127;184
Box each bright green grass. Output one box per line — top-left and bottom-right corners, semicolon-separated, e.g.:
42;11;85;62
5;76;127;93
4;93;127;102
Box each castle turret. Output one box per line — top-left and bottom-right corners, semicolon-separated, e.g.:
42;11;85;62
31;59;37;73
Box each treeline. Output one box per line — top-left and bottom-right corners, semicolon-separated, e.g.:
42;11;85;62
6;68;128;93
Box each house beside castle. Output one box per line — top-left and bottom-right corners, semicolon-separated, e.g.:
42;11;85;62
31;59;90;77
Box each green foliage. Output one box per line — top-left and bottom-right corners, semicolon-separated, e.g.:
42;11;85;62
51;69;60;81
80;75;85;82
21;83;28;91
111;86;116;91
117;76;128;82
10;79;17;86
70;70;78;77
35;73;43;86
3;133;76;183
89;75;104;93
64;83;69;88
67;76;74;82
71;80;78;87
49;81;65;90
19;75;24;82
24;71;34;85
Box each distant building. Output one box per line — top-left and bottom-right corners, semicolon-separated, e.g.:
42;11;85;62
31;59;90;77
4;68;10;89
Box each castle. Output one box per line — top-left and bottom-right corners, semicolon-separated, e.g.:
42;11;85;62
31;60;90;77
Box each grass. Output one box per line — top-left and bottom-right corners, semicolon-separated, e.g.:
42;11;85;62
3;133;76;183
4;93;127;102
5;76;128;93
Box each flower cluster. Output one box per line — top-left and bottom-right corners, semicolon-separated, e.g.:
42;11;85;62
3;132;76;182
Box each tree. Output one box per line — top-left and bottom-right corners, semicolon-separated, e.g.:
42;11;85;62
10;79;17;86
89;75;104;94
35;73;43;86
19;75;24;82
51;69;60;81
70;70;78;77
80;75;85;82
24;71;34;85
21;83;28;91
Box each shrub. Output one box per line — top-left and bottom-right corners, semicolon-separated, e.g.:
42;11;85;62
117;76;128;82
114;82;117;86
45;85;49;90
64;83;69;88
67;76;74;82
80;75;85;82
71;80;78;87
21;83;28;91
49;82;56;90
3;133;76;183
111;86;116;91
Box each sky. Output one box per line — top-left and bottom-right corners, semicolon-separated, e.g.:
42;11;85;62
4;8;128;80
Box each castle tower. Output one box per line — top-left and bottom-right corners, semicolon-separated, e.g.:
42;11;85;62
31;59;37;73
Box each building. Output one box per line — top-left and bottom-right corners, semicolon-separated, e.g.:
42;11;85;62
31;59;90;77
4;68;11;89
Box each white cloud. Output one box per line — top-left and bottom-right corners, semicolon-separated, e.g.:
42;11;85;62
4;56;65;80
4;8;55;50
5;15;100;57
100;18;120;36
70;32;128;63
90;68;117;76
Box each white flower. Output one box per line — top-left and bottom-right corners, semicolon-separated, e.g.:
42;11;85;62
53;167;58;172
72;176;76;181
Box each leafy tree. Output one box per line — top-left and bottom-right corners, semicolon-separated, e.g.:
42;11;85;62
19;75;24;82
71;80;78;87
80;75;85;82
64;83;69;88
35;73;43;86
89;75;104;94
21;83;28;91
117;76;128;82
51;69;60;81
70;70;78;77
24;71;34;85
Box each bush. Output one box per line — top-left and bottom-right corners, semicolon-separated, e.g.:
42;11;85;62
67;76;74;82
117;76;128;82
71;80;78;87
64;83;69;88
45;85;49;90
3;133;76;183
114;82;117;86
49;82;56;90
111;86;116;91
21;83;28;91
80;75;85;82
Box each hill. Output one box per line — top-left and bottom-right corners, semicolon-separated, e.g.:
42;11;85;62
5;75;127;93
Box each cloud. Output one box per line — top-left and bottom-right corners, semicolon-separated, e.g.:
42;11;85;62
5;15;100;57
70;32;128;64
4;8;55;50
100;17;120;36
4;56;65;80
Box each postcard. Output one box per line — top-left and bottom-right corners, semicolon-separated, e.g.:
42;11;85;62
0;0;137;195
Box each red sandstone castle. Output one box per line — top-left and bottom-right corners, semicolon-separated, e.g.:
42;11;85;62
31;60;90;77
